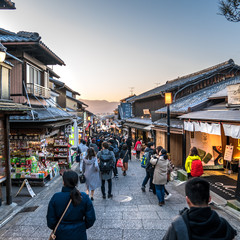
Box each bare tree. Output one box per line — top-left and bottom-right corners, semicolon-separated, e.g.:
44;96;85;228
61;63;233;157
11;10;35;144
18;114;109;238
219;0;240;22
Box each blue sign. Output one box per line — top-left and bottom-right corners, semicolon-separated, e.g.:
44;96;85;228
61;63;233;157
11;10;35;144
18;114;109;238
121;103;132;119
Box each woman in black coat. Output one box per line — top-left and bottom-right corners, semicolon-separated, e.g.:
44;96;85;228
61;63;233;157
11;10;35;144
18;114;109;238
47;170;96;240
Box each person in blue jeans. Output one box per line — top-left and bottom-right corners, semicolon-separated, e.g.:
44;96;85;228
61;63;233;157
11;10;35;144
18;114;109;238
141;142;155;193
150;147;171;206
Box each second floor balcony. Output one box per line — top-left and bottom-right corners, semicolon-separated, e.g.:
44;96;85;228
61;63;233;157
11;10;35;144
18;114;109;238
26;83;50;99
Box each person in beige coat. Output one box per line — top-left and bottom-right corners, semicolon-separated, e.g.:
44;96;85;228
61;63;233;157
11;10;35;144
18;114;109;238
150;147;170;206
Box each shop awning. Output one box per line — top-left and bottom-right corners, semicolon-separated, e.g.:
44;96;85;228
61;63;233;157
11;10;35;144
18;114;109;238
222;124;240;139
123;122;149;131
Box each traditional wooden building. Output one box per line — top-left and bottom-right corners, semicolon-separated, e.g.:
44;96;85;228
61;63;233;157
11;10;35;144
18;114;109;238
124;59;240;162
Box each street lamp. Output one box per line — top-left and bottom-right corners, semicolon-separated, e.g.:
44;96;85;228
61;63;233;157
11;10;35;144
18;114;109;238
165;92;172;153
0;42;7;63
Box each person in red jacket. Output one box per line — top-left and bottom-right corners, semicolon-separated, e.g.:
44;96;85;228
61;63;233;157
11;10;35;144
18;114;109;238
134;138;142;160
191;158;203;177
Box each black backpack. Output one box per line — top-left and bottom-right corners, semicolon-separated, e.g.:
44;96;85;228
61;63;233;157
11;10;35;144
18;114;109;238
99;150;114;173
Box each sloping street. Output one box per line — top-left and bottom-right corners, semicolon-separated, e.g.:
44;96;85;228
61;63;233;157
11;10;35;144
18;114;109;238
0;159;239;240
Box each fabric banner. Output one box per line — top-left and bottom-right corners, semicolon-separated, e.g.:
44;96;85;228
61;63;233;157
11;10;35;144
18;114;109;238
200;122;208;133
223;124;240;139
193;122;201;132
206;123;221;136
184;121;194;131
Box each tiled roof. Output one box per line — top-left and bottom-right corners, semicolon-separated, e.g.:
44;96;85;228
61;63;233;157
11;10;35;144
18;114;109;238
155;76;240;114
0;100;30;112
0;28;65;66
0;0;15;9
131;59;238;102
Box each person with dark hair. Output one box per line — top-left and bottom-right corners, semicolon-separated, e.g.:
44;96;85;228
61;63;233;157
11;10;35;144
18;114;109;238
119;144;129;176
126;136;132;160
163;178;237;240
109;138;119;178
134;138;142;160
141;142;155;193
185;147;201;179
83;148;101;200
47;170;96;240
89;138;99;153
150;148;171;206
97;141;116;199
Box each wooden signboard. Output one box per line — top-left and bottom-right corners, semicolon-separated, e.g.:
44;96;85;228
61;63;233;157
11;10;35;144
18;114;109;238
224;145;234;162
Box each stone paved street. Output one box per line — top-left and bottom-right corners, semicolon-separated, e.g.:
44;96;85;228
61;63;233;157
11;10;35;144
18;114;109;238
0;159;240;240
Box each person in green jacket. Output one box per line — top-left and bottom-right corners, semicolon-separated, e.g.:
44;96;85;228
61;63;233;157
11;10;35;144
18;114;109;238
185;147;201;179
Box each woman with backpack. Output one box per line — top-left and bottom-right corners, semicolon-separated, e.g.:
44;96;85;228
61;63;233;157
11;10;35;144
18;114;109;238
47;170;96;240
185;147;201;179
134;138;142;160
150;147;171;206
119;143;129;176
82;147;101;201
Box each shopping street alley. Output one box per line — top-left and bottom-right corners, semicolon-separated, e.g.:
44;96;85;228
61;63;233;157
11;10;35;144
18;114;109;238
0;159;240;240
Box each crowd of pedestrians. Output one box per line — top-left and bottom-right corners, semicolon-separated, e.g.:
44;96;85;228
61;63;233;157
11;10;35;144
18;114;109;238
46;132;237;240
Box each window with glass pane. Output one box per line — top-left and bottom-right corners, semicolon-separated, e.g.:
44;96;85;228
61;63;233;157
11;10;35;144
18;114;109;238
1;67;9;100
66;90;73;98
26;64;42;85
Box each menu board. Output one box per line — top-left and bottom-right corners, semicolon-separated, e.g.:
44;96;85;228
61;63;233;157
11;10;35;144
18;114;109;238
224;145;234;162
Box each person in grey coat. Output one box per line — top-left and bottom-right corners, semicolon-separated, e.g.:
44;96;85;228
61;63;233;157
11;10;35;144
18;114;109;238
150;147;171;206
83;148;101;201
97;141;116;199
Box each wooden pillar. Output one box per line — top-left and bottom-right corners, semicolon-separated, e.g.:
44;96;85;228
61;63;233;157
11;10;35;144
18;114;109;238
5;115;12;205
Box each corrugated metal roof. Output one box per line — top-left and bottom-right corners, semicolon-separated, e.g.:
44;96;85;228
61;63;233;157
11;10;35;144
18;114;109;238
131;59;238;102
125;117;152;125
155;76;240;114
179;109;240;122
153;118;183;129
9;107;72;122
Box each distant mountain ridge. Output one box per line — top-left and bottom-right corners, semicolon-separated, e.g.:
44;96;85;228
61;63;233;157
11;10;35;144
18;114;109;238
79;99;119;114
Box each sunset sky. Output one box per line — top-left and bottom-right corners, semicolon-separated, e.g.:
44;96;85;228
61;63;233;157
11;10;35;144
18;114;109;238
1;0;240;101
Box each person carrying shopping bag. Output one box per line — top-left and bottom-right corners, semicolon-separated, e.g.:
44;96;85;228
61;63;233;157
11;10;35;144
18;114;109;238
119;144;129;176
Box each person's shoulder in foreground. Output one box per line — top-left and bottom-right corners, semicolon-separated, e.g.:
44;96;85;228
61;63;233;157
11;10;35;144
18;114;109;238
162;177;237;240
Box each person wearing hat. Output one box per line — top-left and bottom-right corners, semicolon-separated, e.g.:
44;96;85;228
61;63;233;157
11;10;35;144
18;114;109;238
150;147;171;206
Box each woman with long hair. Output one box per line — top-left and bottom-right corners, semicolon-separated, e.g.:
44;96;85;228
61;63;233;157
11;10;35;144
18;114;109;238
83;147;101;200
47;170;96;240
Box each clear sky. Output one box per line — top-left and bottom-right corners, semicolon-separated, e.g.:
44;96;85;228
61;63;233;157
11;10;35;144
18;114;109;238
1;0;240;101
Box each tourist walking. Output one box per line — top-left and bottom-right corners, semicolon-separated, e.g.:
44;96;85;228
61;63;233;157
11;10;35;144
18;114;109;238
126;136;132;160
185;147;201;179
82;148;101;200
47;170;96;240
141;142;155;193
119;143;129;176
150;148;171;206
89;138;99;153
134;138;142;160
163;178;237;239
109;138;119;178
97;141;116;199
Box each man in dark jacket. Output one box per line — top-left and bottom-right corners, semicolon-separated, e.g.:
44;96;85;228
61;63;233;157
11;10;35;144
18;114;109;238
141;142;155;193
126;136;132;160
163;177;237;240
109;139;119;178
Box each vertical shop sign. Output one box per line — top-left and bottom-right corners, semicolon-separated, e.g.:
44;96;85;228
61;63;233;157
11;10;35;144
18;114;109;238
224;145;234;161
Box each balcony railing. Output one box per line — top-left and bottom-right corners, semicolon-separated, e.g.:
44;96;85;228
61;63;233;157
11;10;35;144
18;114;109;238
26;83;51;98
